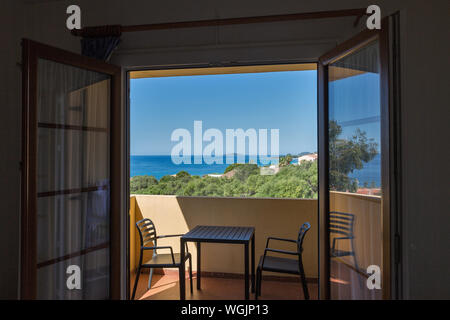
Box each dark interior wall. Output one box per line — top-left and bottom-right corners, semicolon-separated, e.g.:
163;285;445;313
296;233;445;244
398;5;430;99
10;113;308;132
21;0;366;65
0;0;448;299
395;0;450;299
0;0;24;299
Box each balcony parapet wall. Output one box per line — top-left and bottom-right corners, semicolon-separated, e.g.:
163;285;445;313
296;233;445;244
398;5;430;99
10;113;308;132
130;195;318;278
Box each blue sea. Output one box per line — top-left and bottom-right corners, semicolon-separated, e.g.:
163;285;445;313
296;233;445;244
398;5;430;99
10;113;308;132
349;153;381;187
130;155;280;180
131;154;381;187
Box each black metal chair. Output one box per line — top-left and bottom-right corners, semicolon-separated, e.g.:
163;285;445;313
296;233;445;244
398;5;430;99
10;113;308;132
255;222;311;300
329;211;359;272
131;218;193;300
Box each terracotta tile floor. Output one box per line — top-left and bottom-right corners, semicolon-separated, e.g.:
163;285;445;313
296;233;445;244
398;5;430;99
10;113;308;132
130;260;379;300
330;260;381;299
131;271;318;300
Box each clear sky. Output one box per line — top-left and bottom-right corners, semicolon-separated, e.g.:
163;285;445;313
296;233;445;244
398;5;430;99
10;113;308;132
329;71;381;151
130;70;318;156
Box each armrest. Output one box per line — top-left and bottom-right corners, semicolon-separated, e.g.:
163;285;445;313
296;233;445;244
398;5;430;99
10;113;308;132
262;247;299;268
157;234;190;253
331;236;354;251
265;236;297;249
156;234;184;239
265;248;298;256
142;245;175;264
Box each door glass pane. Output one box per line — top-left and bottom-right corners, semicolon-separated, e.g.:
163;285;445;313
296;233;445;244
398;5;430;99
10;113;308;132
328;40;383;299
36;59;111;299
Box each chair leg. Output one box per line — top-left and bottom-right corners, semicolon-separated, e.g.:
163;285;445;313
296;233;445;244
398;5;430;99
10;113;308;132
131;265;142;300
147;268;154;290
298;259;309;300
189;256;193;294
179;265;186;300
256;267;262;298
350;240;365;296
255;268;259;300
353;253;365;295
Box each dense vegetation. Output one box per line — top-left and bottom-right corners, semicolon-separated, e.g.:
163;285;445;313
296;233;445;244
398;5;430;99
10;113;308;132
131;161;318;199
130;122;378;198
328;120;378;193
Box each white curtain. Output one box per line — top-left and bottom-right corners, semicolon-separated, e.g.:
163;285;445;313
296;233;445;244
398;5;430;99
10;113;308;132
36;59;111;299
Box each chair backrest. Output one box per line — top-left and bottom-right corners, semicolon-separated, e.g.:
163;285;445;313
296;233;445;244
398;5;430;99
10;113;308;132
136;218;157;249
329;211;355;237
297;222;311;254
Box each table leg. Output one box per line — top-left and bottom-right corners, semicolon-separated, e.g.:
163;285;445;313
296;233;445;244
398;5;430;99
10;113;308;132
251;233;255;293
244;242;249;300
197;242;201;290
180;239;186;300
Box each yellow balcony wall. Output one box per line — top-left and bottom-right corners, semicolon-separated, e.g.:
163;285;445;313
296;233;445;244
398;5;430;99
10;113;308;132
330;191;382;273
130;195;318;279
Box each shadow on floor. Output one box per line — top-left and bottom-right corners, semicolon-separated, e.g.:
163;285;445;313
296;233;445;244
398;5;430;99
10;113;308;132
131;272;318;300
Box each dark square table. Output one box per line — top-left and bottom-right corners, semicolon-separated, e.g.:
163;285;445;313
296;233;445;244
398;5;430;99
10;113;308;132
179;225;255;300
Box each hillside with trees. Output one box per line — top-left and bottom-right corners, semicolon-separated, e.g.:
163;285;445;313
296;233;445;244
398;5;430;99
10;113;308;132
130;161;318;199
130;122;377;199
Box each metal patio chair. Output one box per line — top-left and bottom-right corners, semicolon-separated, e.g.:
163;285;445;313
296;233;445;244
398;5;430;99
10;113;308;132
329;211;359;272
255;222;311;300
131;218;193;300
329;211;365;292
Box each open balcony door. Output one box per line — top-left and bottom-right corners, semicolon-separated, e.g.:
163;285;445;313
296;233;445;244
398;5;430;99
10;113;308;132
318;19;392;300
21;39;122;299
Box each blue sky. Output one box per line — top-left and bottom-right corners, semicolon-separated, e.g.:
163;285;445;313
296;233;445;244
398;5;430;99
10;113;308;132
329;71;381;150
130;70;318;156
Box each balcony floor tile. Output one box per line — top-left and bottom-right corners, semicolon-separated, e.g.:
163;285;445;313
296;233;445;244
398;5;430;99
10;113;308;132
131;272;318;300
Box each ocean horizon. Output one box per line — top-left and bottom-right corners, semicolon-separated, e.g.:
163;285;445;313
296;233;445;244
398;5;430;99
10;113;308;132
130;154;381;187
130;155;282;179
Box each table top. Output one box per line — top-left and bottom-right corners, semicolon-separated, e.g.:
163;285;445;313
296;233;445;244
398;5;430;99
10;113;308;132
181;225;255;243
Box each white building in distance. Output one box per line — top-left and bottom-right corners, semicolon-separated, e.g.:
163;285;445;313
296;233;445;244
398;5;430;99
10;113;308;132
296;153;318;164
